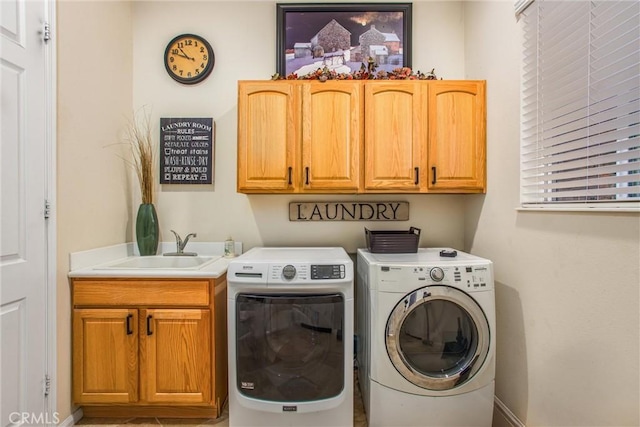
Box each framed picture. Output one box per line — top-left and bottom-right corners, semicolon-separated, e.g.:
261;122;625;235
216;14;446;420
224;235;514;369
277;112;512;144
276;3;412;77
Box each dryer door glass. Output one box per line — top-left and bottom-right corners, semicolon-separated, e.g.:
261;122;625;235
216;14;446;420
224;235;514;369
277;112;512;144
386;286;490;390
235;293;345;402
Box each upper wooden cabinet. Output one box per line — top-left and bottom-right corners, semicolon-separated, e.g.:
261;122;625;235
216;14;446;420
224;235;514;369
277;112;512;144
427;81;486;192
364;81;427;191
237;82;298;192
301;81;363;192
237;81;362;193
237;80;486;194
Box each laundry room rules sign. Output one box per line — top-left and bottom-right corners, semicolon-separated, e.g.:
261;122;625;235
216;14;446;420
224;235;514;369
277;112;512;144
160;118;214;184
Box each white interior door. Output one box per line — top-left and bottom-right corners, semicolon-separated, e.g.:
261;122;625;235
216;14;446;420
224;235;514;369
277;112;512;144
1;0;52;425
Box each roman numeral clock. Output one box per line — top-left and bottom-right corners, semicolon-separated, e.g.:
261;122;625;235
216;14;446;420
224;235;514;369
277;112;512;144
164;34;214;84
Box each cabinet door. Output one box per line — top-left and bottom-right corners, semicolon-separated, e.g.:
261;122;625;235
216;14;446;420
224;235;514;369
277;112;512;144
141;309;212;404
364;81;427;191
301;81;363;192
237;81;299;192
428;81;486;192
73;309;138;404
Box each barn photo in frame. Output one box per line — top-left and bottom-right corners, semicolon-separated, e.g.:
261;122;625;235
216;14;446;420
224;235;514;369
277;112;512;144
276;3;412;77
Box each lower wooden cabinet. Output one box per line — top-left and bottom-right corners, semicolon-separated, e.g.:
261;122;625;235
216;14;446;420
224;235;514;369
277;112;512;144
71;277;227;418
142;308;211;404
73;308;139;403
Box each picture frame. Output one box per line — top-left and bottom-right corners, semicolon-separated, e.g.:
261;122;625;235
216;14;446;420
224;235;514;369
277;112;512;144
276;3;412;77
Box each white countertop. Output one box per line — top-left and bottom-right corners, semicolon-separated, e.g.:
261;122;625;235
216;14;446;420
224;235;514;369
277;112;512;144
68;242;242;279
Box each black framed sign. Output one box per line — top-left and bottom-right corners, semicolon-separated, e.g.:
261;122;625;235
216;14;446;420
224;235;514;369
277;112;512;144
160;117;214;184
276;2;412;77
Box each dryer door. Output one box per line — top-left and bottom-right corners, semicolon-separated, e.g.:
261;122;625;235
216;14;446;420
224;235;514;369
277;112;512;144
385;285;490;390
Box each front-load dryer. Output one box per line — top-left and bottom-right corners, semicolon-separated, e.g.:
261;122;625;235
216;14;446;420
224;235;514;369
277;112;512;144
356;248;495;427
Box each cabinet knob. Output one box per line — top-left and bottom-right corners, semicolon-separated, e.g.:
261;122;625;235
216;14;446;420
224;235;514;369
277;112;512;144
414;167;420;185
432;166;437;185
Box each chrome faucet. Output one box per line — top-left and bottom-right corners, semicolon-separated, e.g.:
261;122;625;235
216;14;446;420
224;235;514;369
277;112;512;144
164;230;198;256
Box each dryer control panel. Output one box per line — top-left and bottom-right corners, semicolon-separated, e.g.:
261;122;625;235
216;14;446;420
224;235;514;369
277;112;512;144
378;262;493;293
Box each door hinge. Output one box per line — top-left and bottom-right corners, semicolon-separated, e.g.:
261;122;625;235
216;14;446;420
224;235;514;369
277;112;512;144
44;374;51;397
44;200;51;219
43;22;51;43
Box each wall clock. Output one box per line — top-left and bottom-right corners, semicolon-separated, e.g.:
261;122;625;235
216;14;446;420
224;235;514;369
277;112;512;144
164;33;214;85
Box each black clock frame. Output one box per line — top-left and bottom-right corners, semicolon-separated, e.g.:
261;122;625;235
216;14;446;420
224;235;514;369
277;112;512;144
164;33;215;85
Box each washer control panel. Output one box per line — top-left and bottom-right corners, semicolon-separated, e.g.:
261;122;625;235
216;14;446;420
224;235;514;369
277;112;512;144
282;265;297;280
311;264;346;280
270;263;346;281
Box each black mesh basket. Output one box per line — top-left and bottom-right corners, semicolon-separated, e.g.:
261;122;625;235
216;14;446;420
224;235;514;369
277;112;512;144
365;227;421;253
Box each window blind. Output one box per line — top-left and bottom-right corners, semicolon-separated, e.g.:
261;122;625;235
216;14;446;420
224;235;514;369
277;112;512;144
520;0;640;208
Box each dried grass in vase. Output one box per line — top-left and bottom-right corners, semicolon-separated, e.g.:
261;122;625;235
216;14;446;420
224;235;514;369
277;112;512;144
125;108;156;205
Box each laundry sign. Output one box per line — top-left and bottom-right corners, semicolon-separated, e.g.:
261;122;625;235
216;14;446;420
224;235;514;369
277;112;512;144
160;117;214;184
289;202;409;221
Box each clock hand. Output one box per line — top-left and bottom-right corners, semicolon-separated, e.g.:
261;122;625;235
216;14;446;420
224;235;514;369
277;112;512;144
178;47;195;61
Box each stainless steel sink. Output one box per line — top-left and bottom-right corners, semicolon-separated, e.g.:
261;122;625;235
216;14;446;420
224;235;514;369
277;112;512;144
95;255;220;270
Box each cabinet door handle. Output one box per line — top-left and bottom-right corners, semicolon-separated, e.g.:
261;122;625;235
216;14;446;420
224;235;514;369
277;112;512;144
126;314;133;335
287;167;292;185
414;167;420;185
146;315;153;336
305;167;310;185
432;166;437;185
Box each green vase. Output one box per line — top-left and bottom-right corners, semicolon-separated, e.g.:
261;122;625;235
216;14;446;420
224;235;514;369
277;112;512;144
136;203;159;256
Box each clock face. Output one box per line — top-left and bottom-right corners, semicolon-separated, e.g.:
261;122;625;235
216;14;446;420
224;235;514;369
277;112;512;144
164;34;214;84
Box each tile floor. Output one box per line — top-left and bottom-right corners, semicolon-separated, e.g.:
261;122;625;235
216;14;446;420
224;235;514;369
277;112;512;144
77;370;368;427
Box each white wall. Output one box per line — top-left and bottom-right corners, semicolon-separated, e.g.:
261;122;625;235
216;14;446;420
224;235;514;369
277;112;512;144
130;1;469;253
56;0;468;421
463;2;640;426
57;0;133;421
58;1;640;425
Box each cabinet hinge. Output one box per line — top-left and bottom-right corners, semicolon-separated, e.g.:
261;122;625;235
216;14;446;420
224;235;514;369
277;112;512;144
43;22;51;43
44;200;51;219
44;374;51;397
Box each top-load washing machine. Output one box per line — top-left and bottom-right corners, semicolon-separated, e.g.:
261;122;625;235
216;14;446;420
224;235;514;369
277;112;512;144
227;247;354;427
356;248;495;427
